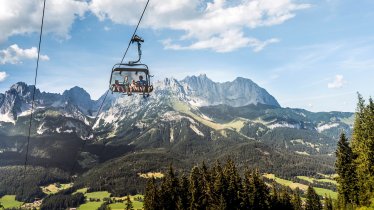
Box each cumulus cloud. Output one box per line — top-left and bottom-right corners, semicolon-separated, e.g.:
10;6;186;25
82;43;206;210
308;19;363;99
89;0;198;27
90;0;309;52
163;29;279;53
328;74;345;89
1;0;309;52
0;72;8;82
0;44;49;64
0;0;89;42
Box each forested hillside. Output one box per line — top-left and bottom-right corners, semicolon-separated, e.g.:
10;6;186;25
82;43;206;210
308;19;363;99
142;159;329;210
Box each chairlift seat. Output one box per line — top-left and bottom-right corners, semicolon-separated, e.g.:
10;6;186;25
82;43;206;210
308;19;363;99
109;63;153;94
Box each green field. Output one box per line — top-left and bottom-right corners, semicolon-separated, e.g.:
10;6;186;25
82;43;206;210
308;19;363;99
109;200;143;210
297;176;314;183
79;201;103;210
317;173;338;179
73;189;144;210
41;183;73;194
109;202;126;210
297;176;337;185
85;191;111;200
317;178;337;185
264;173;308;191
75;187;88;194
73;189;111;209
314;187;338;199
0;195;23;209
264;174;337;199
110;194;144;210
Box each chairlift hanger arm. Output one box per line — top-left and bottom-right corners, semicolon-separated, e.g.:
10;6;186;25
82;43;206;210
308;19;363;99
129;35;144;65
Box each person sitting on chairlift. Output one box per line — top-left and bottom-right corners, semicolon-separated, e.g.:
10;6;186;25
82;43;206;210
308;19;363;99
113;80;125;92
123;75;132;96
137;75;147;96
130;79;138;92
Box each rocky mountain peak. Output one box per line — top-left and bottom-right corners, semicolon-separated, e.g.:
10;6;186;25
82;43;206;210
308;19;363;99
62;86;94;115
233;76;253;82
10;82;28;92
0;75;281;123
63;86;91;101
9;82;38;98
182;74;214;86
180;75;280;107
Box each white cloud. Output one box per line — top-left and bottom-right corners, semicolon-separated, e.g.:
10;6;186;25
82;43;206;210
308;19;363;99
0;44;49;64
89;0;310;52
89;0;198;27
163;29;279;53
0;0;89;42
0;72;8;82
328;74;345;89
0;0;309;52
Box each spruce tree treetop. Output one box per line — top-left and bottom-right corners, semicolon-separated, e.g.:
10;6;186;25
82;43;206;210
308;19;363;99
349;94;374;205
125;194;134;210
305;186;322;210
335;132;359;206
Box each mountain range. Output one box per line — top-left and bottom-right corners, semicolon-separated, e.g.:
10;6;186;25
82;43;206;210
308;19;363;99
0;74;354;195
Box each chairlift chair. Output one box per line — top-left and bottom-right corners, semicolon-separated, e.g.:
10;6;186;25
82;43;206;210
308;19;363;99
109;35;153;96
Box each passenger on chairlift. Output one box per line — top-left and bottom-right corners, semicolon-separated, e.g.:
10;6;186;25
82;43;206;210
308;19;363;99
130;79;138;92
113;80;125;92
137;75;147;96
138;75;147;86
123;75;132;96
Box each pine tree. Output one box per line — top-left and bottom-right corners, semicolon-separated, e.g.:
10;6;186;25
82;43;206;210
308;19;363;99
201;162;213;209
189;166;204;210
98;202;111;210
241;169;253;210
305;186;322;210
159;165;179;210
350;94;374;205
335;132;358;206
323;194;333;210
125;194;134;210
218;194;227;210
243;169;270;210
269;182;281;210
212;161;228;210
291;188;303;210
223;159;242;209
177;175;190;210
269;184;294;210
278;187;293;210
144;177;159;210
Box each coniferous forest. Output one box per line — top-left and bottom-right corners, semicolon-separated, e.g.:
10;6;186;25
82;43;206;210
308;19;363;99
143;160;322;210
144;94;374;210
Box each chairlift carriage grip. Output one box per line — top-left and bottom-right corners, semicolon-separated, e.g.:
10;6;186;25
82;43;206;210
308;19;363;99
129;35;143;65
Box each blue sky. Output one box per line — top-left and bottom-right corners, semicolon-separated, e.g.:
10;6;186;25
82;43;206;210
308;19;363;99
0;0;373;112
